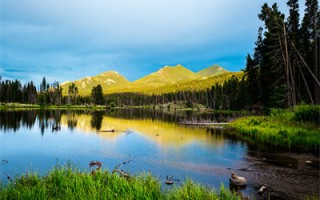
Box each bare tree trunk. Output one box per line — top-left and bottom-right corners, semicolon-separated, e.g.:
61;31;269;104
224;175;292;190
278;24;295;108
283;23;296;107
298;63;314;104
314;17;319;104
291;43;320;86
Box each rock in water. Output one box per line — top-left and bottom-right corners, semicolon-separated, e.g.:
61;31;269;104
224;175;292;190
305;160;312;165
229;171;247;186
258;185;268;194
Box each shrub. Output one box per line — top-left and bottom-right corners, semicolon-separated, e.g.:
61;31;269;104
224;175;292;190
293;105;320;125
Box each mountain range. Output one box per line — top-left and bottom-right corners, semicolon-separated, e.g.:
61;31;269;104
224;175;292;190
61;64;241;95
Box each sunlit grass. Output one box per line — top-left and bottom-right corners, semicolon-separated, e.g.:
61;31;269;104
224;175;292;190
230;105;320;150
0;166;239;200
168;179;240;200
0;103;107;110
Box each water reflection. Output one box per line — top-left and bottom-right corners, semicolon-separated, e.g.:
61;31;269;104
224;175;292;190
91;111;103;131
0;109;246;184
0;109;242;134
0;109;318;199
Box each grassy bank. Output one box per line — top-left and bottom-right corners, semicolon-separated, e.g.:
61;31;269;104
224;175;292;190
0;103;108;110
229;105;320;151
0;166;239;200
0;102;200;111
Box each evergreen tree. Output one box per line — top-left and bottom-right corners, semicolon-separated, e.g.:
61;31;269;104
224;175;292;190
91;84;105;105
300;0;320;104
68;83;78;105
244;54;260;106
40;77;47;93
259;3;297;108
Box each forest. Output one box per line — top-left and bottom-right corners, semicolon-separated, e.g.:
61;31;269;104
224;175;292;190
1;0;319;111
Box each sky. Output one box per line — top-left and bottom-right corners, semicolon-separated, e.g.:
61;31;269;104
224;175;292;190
0;0;306;85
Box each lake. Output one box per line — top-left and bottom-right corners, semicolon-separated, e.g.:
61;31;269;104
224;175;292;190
0;109;319;199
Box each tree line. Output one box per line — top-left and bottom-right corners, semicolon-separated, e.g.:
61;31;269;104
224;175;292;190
0;78;37;104
0;77;107;106
244;0;319;108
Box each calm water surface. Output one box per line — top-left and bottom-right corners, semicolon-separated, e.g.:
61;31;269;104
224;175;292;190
0;109;319;199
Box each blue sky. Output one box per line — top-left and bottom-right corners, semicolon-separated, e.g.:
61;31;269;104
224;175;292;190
1;0;305;85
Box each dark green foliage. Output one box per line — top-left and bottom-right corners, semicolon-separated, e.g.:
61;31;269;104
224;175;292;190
292;104;320;125
68;82;78;105
244;54;260;105
91;84;105;105
243;0;320;109
105;91;209;108
208;75;247;111
40;77;47;93
38;79;63;106
0;79;37;104
186;99;193;108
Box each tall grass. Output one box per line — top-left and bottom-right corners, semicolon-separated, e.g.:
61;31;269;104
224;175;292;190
229;105;320;151
168;179;240;200
0;166;239;200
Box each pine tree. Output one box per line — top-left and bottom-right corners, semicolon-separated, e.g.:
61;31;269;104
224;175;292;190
91;84;105;105
301;0;320;104
259;3;296;108
68;83;78;105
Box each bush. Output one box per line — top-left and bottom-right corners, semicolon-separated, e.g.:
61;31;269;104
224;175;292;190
109;102;116;108
293;105;320;125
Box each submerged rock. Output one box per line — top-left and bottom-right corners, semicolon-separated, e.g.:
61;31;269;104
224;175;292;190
258;185;268;194
305;160;312;164
1;160;8;164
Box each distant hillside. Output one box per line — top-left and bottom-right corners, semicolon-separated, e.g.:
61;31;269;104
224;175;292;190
133;64;200;87
146;71;243;94
60;64;240;96
196;65;229;77
106;72;243;95
61;71;129;96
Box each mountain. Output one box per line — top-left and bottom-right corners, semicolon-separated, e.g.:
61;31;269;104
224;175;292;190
61;71;129;95
60;64;237;96
196;65;229;77
133;64;200;87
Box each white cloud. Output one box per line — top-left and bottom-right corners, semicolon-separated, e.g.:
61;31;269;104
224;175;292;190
1;0;305;84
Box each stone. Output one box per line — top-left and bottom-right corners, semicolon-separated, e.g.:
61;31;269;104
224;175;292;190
229;172;247;186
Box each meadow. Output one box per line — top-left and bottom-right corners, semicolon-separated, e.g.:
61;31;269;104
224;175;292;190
229;105;320;151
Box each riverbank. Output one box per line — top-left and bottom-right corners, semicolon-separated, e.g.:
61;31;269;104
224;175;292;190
229;105;320;151
0;103;108;110
0;102;201;111
0;166;239;200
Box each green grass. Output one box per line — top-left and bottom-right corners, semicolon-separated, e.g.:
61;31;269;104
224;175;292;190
0;166;239;200
168;180;239;200
229;105;320;151
0;103;41;109
0;103;107;110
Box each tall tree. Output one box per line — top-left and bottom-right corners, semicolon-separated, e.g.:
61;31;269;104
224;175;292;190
244;54;260;106
259;3;297;108
40;77;47;93
301;0;320;104
287;0;300;93
68;83;78;105
91;84;105;105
